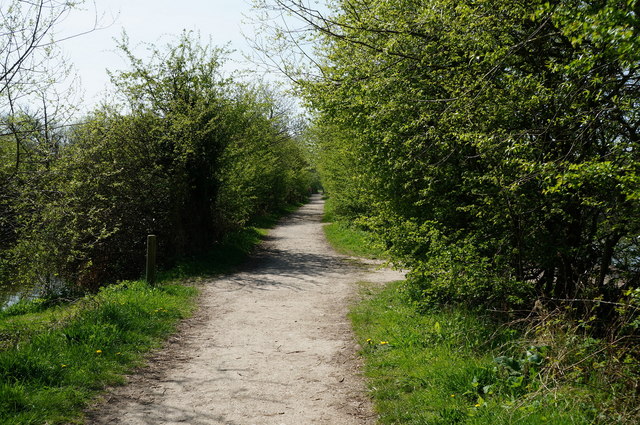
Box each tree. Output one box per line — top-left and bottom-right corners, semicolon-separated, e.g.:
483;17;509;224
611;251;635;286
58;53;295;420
10;33;315;289
255;0;640;306
0;0;98;176
0;0;101;282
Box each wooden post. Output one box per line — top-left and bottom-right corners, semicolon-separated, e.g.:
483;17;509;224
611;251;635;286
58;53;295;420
146;234;157;285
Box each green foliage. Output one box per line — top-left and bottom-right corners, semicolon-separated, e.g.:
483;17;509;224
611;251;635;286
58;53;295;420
159;203;302;281
385;221;533;309
305;122;375;221
216;93;313;229
0;0;83;283
275;0;640;309
3;32;315;290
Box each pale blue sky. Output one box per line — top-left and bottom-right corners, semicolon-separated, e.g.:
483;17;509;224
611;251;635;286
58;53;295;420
57;0;267;107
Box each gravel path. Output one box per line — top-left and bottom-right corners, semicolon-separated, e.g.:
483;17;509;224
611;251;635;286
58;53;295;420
86;195;404;425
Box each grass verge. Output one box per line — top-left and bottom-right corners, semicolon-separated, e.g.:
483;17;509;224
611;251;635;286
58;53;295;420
0;281;197;424
323;221;386;259
0;201;304;424
350;281;618;425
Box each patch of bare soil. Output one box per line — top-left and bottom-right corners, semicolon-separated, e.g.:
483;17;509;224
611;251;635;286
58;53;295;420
86;195;404;424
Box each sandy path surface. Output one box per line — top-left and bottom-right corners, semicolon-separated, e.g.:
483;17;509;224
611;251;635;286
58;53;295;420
86;195;404;425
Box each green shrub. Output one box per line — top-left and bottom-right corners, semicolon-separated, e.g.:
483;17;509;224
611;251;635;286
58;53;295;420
6;33;315;291
382;220;533;310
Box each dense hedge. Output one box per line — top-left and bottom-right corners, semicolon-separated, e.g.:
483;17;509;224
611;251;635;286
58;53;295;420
1;33;316;290
282;0;640;312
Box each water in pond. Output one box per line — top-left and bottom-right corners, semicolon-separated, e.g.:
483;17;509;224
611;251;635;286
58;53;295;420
0;283;37;309
0;275;68;310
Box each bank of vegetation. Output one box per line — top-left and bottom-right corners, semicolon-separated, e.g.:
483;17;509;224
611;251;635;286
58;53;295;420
261;0;640;423
1;31;317;294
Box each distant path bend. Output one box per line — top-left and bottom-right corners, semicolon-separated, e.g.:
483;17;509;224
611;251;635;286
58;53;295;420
88;194;404;425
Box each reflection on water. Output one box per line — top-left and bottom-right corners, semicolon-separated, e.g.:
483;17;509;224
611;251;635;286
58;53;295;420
0;285;37;309
0;275;68;310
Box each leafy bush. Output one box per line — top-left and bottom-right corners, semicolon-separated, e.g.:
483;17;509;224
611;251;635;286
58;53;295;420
4;32;315;290
373;217;532;309
278;0;640;309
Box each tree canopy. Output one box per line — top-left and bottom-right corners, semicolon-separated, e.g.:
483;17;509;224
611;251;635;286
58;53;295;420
257;0;640;308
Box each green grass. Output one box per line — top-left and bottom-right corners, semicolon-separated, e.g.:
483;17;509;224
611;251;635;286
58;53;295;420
0;201;305;424
323;221;387;259
350;281;609;425
0;280;197;424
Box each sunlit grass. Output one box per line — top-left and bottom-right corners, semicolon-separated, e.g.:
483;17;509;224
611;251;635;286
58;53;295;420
350;281;606;425
0;280;197;424
323;221;386;259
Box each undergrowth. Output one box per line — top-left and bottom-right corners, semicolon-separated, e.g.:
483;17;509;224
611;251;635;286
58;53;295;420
350;281;626;424
159;202;303;282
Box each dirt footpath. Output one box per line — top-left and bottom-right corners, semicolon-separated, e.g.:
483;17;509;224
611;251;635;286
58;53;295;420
87;195;404;425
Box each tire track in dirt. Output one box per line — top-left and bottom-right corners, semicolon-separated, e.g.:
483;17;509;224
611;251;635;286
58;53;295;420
86;194;404;425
